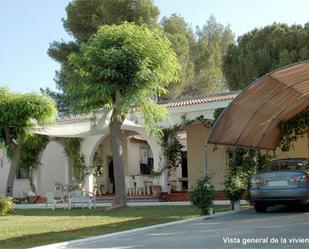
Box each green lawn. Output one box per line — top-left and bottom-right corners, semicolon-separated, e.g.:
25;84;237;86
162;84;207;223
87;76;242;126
0;205;230;249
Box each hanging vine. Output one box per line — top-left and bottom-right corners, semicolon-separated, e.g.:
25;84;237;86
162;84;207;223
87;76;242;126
64;138;89;184
278;108;309;152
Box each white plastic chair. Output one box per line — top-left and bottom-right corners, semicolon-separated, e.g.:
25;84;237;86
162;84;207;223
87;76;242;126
135;175;145;195
54;182;65;201
67;191;96;210
125;176;135;196
45;192;64;210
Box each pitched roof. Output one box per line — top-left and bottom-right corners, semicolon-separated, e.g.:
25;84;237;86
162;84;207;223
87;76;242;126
57;91;240;123
159;91;240;108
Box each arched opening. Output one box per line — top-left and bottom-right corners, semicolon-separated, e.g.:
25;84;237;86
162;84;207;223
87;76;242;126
89;130;156;198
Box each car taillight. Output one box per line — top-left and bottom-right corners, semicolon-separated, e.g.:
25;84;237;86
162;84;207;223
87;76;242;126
251;177;264;186
303;175;309;181
290;175;309;183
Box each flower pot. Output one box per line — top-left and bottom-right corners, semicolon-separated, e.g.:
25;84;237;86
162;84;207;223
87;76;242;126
208;207;214;215
28;196;40;204
152;185;162;198
233;200;241;211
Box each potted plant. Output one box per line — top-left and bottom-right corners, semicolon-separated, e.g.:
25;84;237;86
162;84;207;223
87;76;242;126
151;170;162;198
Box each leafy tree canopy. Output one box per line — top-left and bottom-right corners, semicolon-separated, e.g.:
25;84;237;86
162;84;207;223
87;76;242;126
223;22;309;90
0;88;56;140
0;88;56;196
47;0;160;114
64;23;179;133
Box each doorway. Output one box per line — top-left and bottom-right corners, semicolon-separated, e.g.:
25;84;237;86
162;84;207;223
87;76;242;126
107;156;115;193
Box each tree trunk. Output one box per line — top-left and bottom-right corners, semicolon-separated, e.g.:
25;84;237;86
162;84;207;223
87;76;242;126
6;141;25;197
109;90;127;207
5;127;25;197
110;114;127;207
6;151;19;197
307;130;309;157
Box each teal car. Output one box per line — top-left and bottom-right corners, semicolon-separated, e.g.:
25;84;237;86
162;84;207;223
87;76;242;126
250;158;309;212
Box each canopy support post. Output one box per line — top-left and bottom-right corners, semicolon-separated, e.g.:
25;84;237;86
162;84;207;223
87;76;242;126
205;144;208;176
255;149;259;171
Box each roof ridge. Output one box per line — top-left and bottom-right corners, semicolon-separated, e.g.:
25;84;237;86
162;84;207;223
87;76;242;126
158;90;241;104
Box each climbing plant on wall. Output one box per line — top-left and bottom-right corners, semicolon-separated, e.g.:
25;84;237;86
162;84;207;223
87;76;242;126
63;138;89;184
160;114;212;172
278;108;309;152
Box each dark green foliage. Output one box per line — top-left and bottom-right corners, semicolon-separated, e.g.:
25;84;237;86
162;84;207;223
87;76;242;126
64;0;160;42
189;175;215;215
213;107;225;122
161;127;184;170
224;147;273;203
47;0;160;115
92;153;104;176
0;195;13;215
224;166;248;203
48;1;234;113
190;15;234;95
223;23;309;90
19;134;49;171
160;14;195;99
278;108;309;152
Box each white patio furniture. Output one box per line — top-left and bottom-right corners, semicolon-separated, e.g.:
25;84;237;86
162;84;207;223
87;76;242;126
134;175;146;195
67;191;96;210
54;182;65;201
45;192;65;210
125;176;135;196
143;177;153;195
168;177;182;191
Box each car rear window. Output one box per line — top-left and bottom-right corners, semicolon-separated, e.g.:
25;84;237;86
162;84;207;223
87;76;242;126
265;159;309;171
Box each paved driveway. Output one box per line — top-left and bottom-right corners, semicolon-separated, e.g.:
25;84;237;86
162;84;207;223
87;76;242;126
66;206;309;249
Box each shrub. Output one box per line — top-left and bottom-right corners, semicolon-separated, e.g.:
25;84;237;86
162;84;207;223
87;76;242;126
224;167;249;208
189;175;215;215
0;194;14;215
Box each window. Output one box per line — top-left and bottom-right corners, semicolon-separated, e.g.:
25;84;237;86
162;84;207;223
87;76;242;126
140;147;153;175
16;168;29;179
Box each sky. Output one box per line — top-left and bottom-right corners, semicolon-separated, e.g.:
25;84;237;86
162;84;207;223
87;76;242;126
0;0;308;93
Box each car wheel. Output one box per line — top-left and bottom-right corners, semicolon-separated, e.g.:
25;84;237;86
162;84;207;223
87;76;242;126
254;203;267;213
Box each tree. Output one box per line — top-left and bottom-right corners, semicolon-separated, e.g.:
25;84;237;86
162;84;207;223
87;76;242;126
63;23;179;207
223;22;309;90
160;14;195;100
63;0;159;42
189;15;234;95
0;88;56;196
47;0;160;115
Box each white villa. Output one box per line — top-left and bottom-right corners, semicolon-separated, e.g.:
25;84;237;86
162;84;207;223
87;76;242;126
0;91;307;199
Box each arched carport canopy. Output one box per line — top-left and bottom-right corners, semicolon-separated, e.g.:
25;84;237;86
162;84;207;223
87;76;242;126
208;61;309;150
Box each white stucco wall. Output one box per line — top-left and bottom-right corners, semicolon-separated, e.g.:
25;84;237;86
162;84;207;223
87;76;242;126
36;141;66;196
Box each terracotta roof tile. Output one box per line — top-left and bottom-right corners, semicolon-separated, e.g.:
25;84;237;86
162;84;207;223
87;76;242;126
159;91;239;108
57;91;240;123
